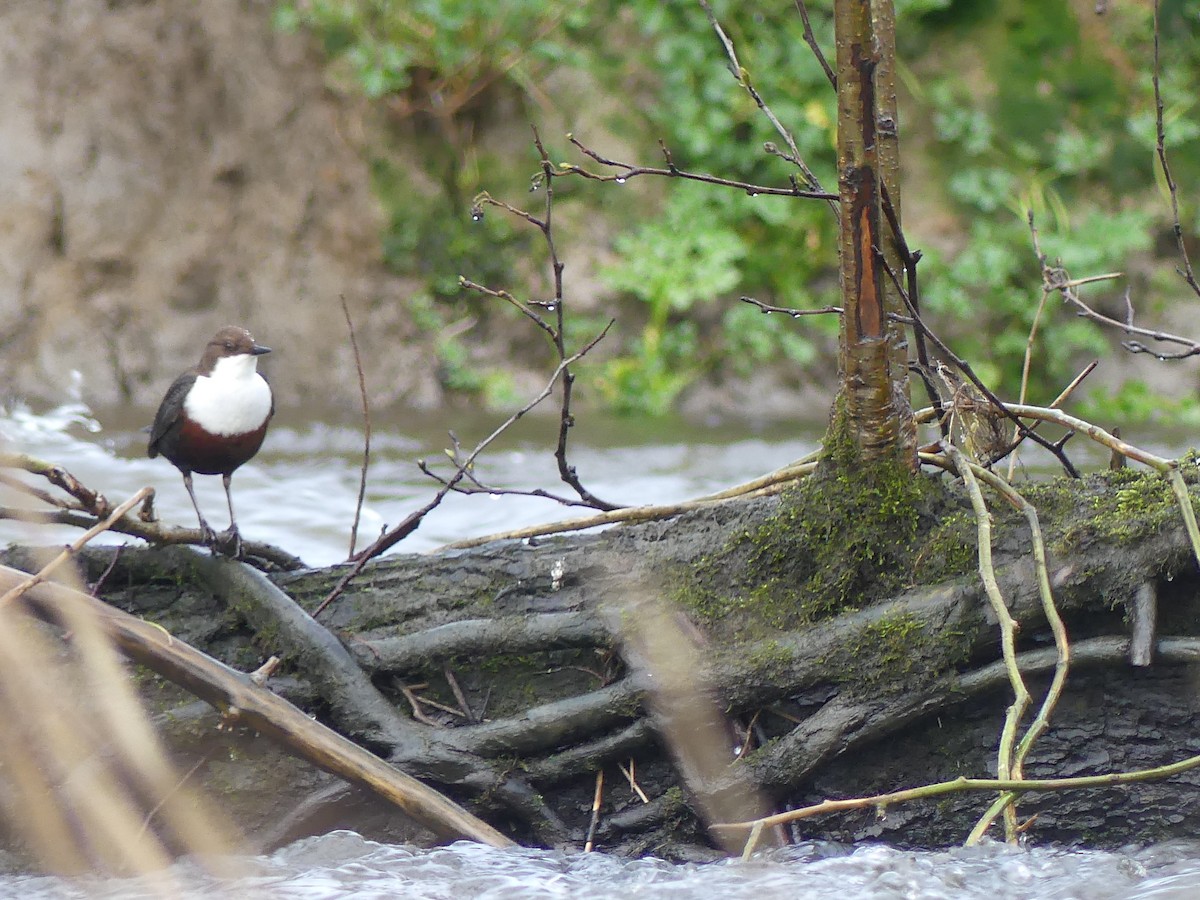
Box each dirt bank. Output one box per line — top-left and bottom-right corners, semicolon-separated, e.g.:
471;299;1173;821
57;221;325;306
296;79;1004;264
0;0;442;411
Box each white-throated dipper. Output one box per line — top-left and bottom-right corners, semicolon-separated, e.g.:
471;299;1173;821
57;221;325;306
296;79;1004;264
148;325;274;556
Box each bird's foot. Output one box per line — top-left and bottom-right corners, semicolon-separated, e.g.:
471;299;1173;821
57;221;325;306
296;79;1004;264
216;525;244;559
198;521;221;554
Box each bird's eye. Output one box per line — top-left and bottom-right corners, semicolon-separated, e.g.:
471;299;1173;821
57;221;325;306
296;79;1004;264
224;341;235;350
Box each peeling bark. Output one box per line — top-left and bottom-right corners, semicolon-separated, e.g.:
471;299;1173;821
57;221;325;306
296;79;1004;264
832;0;917;468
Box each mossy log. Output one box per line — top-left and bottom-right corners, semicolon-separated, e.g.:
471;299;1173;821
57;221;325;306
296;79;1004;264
6;463;1200;858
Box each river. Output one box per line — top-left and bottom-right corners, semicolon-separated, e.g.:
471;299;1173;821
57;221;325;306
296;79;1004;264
0;400;830;565
2;400;1199;898
6;833;1200;898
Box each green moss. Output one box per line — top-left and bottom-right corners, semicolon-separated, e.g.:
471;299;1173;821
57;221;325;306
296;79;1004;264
1020;468;1179;556
914;510;976;583
679;458;956;639
746;640;793;674
831;612;975;693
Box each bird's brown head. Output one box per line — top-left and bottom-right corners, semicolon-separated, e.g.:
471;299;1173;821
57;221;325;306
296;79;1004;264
199;326;271;372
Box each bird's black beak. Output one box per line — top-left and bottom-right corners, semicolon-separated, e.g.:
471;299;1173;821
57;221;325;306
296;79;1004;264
252;344;271;356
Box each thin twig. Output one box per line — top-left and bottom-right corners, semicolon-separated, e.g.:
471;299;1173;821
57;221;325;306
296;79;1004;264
88;544;126;597
459;275;558;344
340;296;371;559
1028;210;1200;359
0;487;153;608
795;0;836;88
877;253;1080;476
584;769;604;852
314;322;615;616
1008;281;1052;479
879;185;942;425
1154;0;1200;302
443;664;476;724
1166;466;1200;568
618;759;650;804
740;297;843;317
718;751;1200;837
397;684;441;727
560;136;836;201
0;472;82;509
697;0;835;215
134;751;213;843
998;361;1098;472
0;452;110;516
435;460;818;552
925;452;1071;840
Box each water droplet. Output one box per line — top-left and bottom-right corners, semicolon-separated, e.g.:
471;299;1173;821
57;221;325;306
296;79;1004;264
471;213;482;221
530;183;539;192
545;303;557;311
615;177;627;185
747;190;759;197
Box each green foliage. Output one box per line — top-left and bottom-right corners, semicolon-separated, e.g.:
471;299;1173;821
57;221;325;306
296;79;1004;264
272;1;591;100
1084;380;1200;428
277;0;1200;418
908;1;1196;414
407;293;521;407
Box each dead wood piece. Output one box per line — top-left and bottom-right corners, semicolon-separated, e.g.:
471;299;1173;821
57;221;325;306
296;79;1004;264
456;681;640;758
707;500;1197;712
1129;581;1157;667
742;635;1200;796
180;548;422;752
142;548;570;842
355;612;611;673
0;563;514;849
527;721;654;784
0;504;304;571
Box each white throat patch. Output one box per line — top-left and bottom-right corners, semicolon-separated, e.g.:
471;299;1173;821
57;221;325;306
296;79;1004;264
183;354;272;436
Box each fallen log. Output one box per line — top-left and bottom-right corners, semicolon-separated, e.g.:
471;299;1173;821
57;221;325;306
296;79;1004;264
4;463;1200;856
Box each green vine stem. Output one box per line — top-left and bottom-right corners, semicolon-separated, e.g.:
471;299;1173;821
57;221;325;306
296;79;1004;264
946;445;1029;842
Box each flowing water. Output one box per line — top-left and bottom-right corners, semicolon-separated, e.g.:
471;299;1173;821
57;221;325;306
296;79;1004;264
3;401;1200;898
0;401;829;566
7;833;1200;899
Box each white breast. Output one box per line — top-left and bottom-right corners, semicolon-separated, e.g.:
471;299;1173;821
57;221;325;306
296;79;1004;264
183;354;273;436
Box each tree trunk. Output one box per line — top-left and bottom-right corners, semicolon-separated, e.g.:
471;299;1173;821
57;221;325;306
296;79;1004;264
830;0;917;469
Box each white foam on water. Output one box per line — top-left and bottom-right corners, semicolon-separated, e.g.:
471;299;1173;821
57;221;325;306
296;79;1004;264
3;833;1200;900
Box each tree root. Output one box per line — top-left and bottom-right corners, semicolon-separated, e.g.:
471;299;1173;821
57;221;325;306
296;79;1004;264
354;612;610;674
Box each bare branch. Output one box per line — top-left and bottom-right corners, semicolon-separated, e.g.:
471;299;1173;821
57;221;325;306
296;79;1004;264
340;296;371;559
795;1;836;89
316;321;616;617
1153;0;1200;301
740;296;843;317
874;250;1080;477
698;0;834;214
459;275;558;344
560;135;836;201
0;456;302;570
1027;211;1200;360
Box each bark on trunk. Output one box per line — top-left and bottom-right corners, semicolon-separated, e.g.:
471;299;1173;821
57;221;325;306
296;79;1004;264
831;0;917;469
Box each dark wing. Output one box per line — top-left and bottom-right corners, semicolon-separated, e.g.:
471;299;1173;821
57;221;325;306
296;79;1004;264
147;372;197;459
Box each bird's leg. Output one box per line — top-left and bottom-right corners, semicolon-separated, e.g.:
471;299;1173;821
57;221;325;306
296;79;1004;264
182;472;219;551
220;473;243;559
